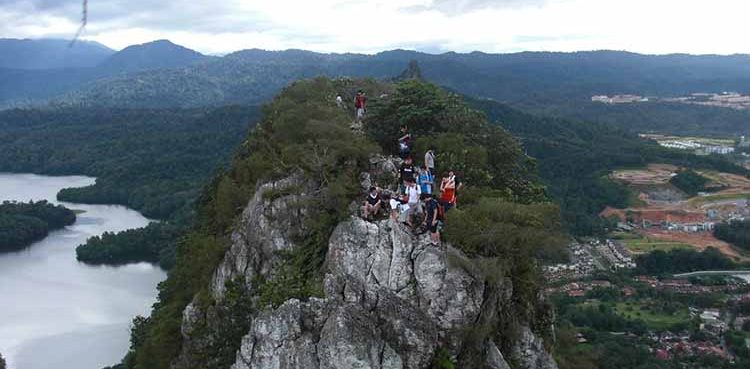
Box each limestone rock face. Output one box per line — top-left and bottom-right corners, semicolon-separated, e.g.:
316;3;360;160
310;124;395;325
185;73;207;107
227;216;557;369
176;176;558;369
512;327;559;369
211;174;311;299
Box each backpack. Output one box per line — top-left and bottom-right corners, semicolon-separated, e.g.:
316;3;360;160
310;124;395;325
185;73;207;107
433;200;445;221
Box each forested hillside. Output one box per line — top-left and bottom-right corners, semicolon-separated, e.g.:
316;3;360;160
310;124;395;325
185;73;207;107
0;106;259;219
6;45;750;136
0;200;76;251
469;97;747;235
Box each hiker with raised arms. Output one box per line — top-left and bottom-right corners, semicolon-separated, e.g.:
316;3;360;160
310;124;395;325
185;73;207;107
398;125;411;159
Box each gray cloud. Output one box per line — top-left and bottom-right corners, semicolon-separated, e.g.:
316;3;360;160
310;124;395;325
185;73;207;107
0;0;274;36
412;0;549;14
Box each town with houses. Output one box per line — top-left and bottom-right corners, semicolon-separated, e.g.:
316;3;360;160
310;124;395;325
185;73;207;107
545;237;750;363
592;92;750;111
543;159;750;363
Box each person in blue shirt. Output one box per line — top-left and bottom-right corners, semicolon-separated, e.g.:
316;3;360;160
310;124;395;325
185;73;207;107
418;164;433;195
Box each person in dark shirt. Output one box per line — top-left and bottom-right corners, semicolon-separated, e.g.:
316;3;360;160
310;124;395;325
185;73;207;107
399;156;415;194
422;192;442;245
362;186;381;219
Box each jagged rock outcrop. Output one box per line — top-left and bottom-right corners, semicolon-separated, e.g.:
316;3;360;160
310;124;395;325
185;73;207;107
227;214;557;369
175;173;558;369
212;173;312;298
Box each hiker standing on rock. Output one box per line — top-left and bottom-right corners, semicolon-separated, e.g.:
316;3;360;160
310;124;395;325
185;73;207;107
398;125;411;159
422;193;442;246
418;164;433;195
424;148;435;172
440;171;457;211
399;156;416;195
405;179;421;228
354;90;367;123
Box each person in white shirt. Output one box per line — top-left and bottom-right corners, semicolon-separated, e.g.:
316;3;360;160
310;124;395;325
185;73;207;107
424;149;435;172
405;179;421;228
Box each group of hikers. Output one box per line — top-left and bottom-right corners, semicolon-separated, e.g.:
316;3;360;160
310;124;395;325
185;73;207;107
349;90;461;246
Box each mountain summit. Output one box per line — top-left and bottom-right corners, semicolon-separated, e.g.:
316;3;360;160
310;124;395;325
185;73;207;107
97;39;211;74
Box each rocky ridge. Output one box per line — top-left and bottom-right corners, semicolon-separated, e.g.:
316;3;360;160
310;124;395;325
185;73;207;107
175;155;558;369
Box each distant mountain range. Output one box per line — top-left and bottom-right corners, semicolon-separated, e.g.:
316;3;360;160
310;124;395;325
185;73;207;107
4;38;750;134
0;38;114;69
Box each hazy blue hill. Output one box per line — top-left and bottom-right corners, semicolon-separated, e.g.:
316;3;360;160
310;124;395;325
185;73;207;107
6;42;750;134
0;38;114;69
50;47;750;110
97;39;213;74
0;39;214;107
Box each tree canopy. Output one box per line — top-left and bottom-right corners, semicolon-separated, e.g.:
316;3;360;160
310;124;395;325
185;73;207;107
0;200;76;252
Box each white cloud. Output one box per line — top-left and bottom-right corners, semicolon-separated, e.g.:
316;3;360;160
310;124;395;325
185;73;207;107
0;0;749;55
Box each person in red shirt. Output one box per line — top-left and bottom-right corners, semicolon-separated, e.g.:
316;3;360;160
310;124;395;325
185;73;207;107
354;90;367;123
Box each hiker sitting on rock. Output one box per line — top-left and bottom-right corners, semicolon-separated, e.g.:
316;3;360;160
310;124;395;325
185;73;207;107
336;94;344;108
362;186;382;220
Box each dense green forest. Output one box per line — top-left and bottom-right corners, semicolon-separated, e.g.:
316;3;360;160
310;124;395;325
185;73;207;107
119;78;563;369
0;105;259;267
470;97;748;235
669;170;711;196
715;220;750;251
634;248;735;275
0;106;259;219
76;222;182;269
0;200;76;251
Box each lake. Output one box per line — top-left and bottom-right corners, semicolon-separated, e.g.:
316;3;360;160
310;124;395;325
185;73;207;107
0;173;166;369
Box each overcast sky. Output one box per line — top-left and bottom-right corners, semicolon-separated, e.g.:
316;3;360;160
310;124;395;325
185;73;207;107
1;0;749;55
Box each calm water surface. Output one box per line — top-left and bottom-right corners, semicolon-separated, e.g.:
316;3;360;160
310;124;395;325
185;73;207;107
0;173;166;369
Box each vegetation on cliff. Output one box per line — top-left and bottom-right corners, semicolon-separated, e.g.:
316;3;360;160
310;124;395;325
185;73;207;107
0;200;76;251
119;77;563;369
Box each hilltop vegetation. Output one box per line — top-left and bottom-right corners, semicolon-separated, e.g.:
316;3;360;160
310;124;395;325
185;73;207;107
120;77;563;369
0;200;76;251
